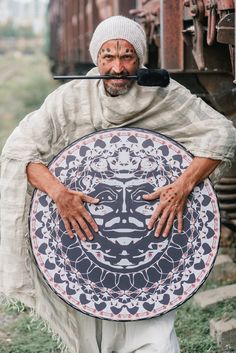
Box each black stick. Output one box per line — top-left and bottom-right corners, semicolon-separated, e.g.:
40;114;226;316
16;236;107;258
54;75;137;80
53;69;170;87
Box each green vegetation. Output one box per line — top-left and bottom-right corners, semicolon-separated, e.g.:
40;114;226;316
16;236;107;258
0;53;58;151
0;53;60;351
1;292;235;353
175;277;236;352
0;305;61;353
176;298;236;353
0;22;35;38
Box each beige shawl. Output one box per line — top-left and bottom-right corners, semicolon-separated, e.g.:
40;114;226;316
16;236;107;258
0;67;235;352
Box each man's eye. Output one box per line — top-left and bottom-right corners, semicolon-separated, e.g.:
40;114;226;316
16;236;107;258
104;55;113;60
123;55;132;59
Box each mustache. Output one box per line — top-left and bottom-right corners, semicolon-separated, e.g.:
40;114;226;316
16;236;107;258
106;70;130;77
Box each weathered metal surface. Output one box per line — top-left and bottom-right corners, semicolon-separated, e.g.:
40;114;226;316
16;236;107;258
215;163;236;228
48;0;144;74
160;0;184;71
206;0;217;45
217;0;235;11
78;0;86;62
217;13;235;45
48;0;235;76
182;0;235;74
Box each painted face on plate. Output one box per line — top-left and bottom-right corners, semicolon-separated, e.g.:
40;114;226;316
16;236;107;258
84;175;169;272
76;137;170;273
97;39;139;96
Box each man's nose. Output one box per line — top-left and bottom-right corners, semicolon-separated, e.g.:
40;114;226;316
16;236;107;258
112;58;124;74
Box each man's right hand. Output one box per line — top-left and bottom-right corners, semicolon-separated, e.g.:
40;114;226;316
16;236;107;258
26;162;99;241
53;188;99;241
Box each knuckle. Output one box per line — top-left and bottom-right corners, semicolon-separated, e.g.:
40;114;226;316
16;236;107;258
62;217;69;225
77;205;84;212
82;225;89;232
85;214;93;222
73;224;80;232
150;218;156;224
61;212;68;219
78;233;85;240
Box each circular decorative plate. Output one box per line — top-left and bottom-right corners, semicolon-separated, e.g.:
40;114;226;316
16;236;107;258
29;128;220;321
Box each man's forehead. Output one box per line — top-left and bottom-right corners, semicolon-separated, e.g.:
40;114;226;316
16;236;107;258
100;39;136;53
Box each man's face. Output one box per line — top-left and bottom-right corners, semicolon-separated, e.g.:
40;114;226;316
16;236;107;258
97;39;139;96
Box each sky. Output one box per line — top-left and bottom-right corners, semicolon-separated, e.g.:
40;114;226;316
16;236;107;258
16;0;48;3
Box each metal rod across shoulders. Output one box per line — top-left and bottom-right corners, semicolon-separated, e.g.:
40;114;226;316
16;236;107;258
53;68;170;87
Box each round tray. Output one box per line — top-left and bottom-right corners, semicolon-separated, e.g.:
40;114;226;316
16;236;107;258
29;128;220;321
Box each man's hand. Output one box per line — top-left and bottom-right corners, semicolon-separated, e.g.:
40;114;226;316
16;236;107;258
143;180;189;237
26;162;99;241
143;156;221;238
54;188;99;241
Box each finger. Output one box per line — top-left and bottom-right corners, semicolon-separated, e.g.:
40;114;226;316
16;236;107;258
163;212;176;238
143;189;161;201
177;209;183;233
81;194;100;204
63;218;75;239
75;216;94;240
147;204;162;229
81;209;99;233
70;218;87;241
155;210;170;237
73;202;98;233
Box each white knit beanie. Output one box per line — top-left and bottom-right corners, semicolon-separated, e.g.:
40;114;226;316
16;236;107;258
89;16;147;66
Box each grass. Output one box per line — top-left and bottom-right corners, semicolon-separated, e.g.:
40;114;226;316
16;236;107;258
0;305;61;353
0;49;60;352
176;298;236;353
175;277;236;353
0;51;59;151
1;279;235;353
1;291;235;353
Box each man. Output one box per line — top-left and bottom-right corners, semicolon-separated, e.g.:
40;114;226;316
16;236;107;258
0;16;235;353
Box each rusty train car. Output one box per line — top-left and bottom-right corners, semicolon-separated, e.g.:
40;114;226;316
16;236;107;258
48;0;236;232
48;0;235;117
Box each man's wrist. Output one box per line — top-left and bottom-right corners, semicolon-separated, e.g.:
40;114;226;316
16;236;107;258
48;183;67;203
177;171;198;194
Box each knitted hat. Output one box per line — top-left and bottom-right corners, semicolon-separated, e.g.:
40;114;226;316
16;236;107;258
89;16;147;66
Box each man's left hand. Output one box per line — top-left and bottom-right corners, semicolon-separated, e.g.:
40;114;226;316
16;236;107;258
143;180;190;237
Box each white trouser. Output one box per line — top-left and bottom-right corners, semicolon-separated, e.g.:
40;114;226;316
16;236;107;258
94;311;180;353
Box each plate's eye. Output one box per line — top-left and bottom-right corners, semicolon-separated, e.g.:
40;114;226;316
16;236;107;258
132;189;150;202
96;189;117;203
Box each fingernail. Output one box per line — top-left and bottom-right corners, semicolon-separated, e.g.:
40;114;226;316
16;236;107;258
147;225;152;230
82;237;86;242
155;233;159;238
95;227;99;232
163;233;168;238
